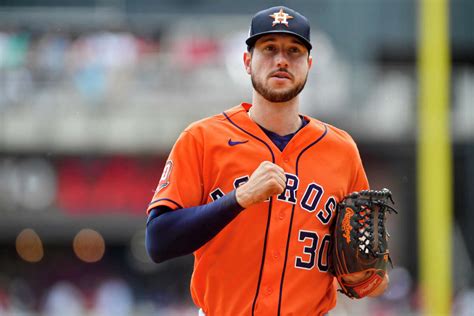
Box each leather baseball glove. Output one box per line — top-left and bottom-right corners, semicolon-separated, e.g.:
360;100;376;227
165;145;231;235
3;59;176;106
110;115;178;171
332;188;397;298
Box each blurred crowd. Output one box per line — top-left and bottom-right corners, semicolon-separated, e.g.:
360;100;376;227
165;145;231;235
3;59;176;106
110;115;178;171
0;25;227;110
0;26;163;108
0;266;473;315
0;244;197;316
0;277;199;316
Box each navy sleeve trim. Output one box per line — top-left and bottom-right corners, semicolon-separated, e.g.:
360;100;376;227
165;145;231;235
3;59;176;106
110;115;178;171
148;198;183;210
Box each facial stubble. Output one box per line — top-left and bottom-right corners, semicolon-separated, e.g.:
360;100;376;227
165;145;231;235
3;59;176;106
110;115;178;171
251;70;309;103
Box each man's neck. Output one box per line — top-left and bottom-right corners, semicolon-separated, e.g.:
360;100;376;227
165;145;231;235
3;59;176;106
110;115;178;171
249;92;302;136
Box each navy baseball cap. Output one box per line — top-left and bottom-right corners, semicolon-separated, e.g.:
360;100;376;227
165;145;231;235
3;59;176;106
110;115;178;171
246;6;312;51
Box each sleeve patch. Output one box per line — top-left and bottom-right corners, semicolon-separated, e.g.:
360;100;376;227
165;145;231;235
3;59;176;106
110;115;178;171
157;160;173;193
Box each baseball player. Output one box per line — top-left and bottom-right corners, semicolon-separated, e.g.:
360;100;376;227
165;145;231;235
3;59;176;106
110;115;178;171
146;6;388;315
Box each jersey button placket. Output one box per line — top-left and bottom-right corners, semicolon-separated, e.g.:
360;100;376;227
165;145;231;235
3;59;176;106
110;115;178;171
264;286;273;296
278;211;285;220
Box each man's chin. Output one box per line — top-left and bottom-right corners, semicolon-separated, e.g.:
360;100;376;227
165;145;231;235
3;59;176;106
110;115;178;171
262;92;297;103
252;76;306;103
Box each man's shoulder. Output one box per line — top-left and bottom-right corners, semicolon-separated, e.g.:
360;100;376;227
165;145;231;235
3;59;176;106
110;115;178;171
184;104;245;134
308;117;359;149
184;114;223;132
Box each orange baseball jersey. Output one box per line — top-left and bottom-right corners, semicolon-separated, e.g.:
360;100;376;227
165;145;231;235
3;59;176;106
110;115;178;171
147;103;369;316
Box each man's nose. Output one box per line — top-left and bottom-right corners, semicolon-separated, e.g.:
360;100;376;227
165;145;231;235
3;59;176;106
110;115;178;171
275;52;289;68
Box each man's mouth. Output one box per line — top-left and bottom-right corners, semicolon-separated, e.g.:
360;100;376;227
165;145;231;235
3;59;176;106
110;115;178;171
270;70;292;80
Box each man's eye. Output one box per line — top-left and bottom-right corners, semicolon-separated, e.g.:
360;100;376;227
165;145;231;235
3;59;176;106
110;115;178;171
264;46;276;52
289;47;302;54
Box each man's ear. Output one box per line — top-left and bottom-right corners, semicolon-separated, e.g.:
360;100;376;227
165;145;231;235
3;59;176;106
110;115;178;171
243;51;252;75
308;54;313;70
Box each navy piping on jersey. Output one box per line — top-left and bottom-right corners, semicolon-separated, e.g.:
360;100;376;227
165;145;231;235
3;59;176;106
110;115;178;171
277;124;328;315
258;115;309;152
148;198;183;210
222;111;275;316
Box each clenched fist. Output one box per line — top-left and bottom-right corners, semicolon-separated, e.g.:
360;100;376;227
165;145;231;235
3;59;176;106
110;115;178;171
235;161;286;208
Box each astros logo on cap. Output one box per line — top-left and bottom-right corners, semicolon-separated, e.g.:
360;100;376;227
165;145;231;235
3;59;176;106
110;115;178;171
246;6;312;51
270;8;293;27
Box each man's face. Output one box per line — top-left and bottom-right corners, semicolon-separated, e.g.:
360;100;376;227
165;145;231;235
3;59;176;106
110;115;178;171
244;34;312;103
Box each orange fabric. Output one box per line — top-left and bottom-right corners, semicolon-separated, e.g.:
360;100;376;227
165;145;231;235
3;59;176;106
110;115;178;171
147;103;369;316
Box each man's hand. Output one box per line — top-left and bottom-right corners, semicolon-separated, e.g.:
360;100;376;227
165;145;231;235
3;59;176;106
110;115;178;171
235;161;286;208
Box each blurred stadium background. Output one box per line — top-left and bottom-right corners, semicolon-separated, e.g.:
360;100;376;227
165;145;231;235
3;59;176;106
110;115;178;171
0;0;472;315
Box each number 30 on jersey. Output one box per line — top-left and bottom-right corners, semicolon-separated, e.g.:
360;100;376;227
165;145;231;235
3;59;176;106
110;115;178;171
295;230;330;272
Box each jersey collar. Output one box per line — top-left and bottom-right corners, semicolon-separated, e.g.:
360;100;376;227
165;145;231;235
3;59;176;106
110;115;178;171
223;103;328;154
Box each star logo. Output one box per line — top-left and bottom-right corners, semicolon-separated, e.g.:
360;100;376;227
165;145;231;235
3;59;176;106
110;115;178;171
270;8;294;27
